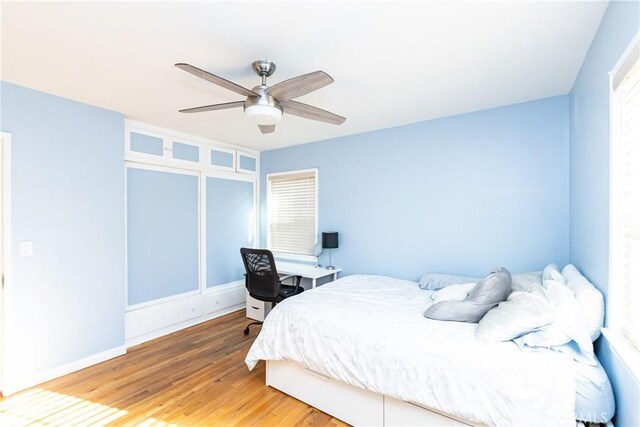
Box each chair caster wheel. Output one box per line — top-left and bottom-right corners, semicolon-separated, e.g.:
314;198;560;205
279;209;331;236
243;327;250;335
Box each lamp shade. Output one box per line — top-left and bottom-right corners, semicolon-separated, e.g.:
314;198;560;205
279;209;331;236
322;232;339;249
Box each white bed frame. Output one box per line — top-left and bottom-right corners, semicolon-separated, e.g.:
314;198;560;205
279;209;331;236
266;360;479;426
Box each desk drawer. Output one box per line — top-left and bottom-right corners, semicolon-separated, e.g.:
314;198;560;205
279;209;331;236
246;291;272;321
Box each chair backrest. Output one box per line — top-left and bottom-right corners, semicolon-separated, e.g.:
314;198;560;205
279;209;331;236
240;248;281;301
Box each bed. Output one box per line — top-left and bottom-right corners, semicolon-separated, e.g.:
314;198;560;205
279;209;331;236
246;274;612;426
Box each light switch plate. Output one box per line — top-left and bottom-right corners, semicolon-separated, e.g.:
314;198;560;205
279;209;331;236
19;241;33;257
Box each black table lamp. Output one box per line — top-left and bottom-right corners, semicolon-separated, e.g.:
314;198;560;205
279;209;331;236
322;232;339;270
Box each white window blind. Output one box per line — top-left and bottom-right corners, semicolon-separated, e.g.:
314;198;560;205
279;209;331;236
267;169;317;256
612;53;640;350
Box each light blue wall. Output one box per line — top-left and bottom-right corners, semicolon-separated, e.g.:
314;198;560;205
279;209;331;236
261;95;570;280
569;1;640;425
127;168;199;305
206;177;255;287
0;81;125;384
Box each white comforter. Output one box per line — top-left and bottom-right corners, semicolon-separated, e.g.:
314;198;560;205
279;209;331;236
246;275;576;426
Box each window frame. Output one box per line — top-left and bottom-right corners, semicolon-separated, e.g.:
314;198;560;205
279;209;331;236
606;31;640;379
266;168;319;262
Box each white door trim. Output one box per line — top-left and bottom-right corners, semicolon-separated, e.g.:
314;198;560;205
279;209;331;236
1;132;12;395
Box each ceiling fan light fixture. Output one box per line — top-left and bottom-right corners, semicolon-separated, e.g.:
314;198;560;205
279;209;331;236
244;104;282;125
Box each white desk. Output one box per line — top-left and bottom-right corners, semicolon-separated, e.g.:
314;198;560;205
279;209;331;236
276;261;342;289
246;262;343;321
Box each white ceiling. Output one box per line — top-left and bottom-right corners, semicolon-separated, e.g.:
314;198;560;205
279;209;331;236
1;1;607;151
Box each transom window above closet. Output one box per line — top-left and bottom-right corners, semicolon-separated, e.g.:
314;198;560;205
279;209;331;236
125;120;258;175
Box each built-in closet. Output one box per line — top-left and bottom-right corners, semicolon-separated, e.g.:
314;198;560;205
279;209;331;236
124;120;258;346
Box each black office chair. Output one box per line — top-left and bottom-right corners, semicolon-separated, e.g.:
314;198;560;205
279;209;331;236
240;248;304;335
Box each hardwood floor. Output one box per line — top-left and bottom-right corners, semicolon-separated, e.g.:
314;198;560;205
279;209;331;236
0;310;347;426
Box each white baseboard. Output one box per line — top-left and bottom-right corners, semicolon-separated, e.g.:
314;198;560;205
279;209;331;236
2;283;246;397
2;345;126;396
125;281;246;348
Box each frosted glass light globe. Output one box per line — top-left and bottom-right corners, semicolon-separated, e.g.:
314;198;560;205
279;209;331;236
244;104;282;125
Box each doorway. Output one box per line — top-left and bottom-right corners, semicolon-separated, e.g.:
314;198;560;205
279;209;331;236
0;131;12;395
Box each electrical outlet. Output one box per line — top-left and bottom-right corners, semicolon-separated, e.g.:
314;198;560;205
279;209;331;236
19;241;33;257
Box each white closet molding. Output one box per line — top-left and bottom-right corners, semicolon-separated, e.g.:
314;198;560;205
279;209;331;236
125;281;245;348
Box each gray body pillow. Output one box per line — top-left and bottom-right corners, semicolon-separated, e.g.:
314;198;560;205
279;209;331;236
424;267;512;323
419;273;480;290
424;300;500;323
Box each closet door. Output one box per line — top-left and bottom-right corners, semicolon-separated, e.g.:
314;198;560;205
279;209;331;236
127;167;200;306
206;176;255;287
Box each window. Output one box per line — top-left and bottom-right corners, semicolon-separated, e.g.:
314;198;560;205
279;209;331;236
267;169;317;257
610;40;639;351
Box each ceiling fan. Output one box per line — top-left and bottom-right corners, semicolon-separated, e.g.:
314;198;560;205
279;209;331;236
175;60;346;134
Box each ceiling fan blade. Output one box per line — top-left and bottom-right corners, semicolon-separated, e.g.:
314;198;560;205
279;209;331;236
258;124;276;134
178;101;245;114
175;63;258;97
282;100;346;125
267;71;334;101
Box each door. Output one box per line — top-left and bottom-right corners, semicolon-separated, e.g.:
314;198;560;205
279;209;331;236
205;175;256;288
126;165;200;307
0;132;11;394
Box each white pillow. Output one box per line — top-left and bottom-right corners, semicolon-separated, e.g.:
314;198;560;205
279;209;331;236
511;271;542;292
431;282;476;303
542;263;566;285
561;264;605;341
476;286;554;341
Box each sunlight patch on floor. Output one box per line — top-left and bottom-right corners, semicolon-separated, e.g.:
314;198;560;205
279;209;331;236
0;388;127;426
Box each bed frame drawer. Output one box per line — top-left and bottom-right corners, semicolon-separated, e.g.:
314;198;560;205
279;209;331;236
266;360;477;427
384;396;469;426
266;360;384;426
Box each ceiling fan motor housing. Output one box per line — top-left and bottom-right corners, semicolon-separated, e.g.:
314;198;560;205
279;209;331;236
244;85;283;125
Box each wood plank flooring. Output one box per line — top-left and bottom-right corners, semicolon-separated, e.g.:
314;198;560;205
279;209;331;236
0;310;347;426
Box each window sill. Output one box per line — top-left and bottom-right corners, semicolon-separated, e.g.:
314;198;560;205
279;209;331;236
272;252;317;263
601;328;640;380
